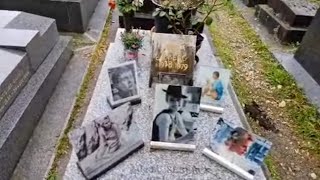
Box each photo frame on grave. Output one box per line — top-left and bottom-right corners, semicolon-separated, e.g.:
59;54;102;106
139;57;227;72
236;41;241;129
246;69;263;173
68;103;144;180
202;118;272;180
106;61;141;108
195;66;231;113
149;33;196;87
150;84;202;151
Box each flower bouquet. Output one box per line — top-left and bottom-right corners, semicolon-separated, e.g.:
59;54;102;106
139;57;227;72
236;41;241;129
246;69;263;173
121;30;144;61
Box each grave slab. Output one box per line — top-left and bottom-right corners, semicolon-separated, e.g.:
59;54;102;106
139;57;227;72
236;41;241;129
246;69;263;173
0;36;73;180
268;0;318;27
119;12;154;30
0;0;100;32
0;48;32;119
0;10;20;28
5;12;59;71
63;29;266;180
0;29;39;48
255;5;307;43
295;9;320;85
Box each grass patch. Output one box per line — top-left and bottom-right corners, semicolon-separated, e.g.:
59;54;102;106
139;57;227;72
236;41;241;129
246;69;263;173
46;11;113;180
264;156;281;180
209;1;320;178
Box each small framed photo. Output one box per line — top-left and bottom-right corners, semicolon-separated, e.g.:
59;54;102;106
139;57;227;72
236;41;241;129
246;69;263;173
158;72;186;85
107;61;141;108
69;103;144;179
195;66;231;113
204;118;272;178
150;84;202;151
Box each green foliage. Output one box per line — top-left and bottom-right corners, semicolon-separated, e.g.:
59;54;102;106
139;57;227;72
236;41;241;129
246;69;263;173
120;30;144;50
152;0;228;35
117;0;143;14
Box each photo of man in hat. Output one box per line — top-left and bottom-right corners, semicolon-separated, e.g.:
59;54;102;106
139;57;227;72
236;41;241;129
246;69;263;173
152;85;201;143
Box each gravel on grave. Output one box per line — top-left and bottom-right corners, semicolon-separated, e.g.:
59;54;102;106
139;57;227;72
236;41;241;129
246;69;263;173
63;29;266;180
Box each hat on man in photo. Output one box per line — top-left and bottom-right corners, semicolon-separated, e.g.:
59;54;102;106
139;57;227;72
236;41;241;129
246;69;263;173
163;85;187;99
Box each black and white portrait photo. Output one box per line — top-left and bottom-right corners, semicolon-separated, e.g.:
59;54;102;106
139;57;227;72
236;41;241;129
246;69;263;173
151;84;202;145
69;103;144;179
107;61;140;108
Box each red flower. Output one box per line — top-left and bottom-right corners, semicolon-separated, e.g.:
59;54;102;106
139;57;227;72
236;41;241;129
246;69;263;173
108;0;116;10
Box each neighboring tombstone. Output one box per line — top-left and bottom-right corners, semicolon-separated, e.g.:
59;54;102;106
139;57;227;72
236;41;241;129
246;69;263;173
295;9;320;85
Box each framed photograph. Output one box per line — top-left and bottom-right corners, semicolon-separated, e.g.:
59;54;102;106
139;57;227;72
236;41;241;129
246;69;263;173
150;84;202;151
149;33;196;87
107;61;141;108
195;66;231;113
205;118;272;178
69;103;144;180
158;72;186;85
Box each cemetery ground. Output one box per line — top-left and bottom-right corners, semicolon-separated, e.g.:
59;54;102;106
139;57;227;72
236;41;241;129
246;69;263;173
209;1;320;180
43;3;320;180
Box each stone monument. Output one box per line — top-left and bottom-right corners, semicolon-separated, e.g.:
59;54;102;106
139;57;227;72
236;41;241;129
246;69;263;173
0;10;72;179
255;0;318;43
0;0;100;32
295;9;320;85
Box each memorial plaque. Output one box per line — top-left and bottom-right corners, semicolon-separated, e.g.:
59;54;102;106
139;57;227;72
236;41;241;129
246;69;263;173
0;48;32;119
203;118;272;180
150;84;201;151
195;66;231;113
69;103;144;180
149;33;196;87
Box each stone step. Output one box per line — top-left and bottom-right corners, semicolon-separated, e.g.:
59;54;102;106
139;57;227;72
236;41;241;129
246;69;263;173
0;36;73;180
11;44;92;180
0;0;100;32
255;5;307;43
268;0;318;27
242;0;267;8
0;48;32;119
2;11;59;71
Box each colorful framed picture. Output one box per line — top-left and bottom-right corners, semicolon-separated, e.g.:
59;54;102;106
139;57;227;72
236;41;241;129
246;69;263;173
107;61;141;108
195;66;231;113
150;84;202;151
203;118;272;179
69;103;144;179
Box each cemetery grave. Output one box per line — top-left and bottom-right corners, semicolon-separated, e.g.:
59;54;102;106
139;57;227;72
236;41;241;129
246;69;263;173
0;0;320;179
255;0;318;43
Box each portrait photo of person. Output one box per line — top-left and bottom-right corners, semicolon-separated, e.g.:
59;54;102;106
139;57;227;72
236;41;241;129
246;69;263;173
195;66;231;108
210;118;272;176
69;103;144;179
152;84;201;145
107;61;140;108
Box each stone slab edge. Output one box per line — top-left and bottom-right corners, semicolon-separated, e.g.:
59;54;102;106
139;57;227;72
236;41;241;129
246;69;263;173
0;36;73;180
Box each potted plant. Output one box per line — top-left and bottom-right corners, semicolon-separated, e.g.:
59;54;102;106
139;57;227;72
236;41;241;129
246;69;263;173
110;0;144;32
121;30;144;60
152;0;227;62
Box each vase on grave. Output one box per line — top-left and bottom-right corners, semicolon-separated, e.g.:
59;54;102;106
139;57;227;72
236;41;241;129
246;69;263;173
123;11;135;32
124;49;139;61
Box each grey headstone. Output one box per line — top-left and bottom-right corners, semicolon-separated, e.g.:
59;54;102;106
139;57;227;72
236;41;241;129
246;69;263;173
0;48;32;119
5;12;59;71
0;36;73;180
0;0;100;32
295;9;320;85
63;29;266;180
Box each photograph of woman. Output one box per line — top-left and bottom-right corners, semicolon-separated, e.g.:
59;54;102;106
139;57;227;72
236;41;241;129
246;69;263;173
152;84;201;144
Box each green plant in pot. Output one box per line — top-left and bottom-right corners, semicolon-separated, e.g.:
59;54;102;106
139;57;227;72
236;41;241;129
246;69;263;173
152;0;228;62
117;0;144;32
121;30;144;60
